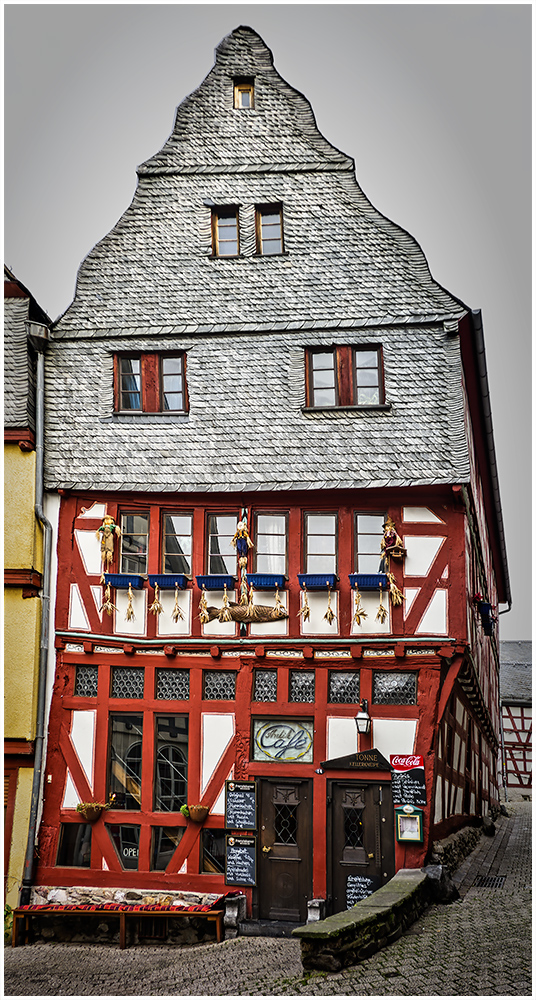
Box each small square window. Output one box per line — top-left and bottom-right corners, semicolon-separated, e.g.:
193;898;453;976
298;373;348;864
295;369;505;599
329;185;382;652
234;78;254;109
156;668;190;701
253;669;277;702
372;672;417;705
111;667;145;699
256;204;283;255
289;671;315;703
212;207;239;257
203;670;237;700
328;671;360;703
74;664;98;698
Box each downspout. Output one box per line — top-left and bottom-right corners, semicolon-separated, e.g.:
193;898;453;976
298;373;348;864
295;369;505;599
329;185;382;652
20;329;52;905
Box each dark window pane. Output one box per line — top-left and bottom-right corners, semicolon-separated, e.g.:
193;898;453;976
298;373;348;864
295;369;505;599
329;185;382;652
152;827;184;870
108;825;140;869
202;829;225;873
120;513;149;574
56;824;92;867
120;358;140;375
275;804;297;844
108;714;143;810
155;715;188;812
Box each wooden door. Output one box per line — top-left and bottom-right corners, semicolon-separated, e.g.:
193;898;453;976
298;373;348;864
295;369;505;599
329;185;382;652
257;778;312;922
328;780;394;914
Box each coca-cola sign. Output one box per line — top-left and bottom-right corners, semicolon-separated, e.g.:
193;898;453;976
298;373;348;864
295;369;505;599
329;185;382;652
390;755;424;770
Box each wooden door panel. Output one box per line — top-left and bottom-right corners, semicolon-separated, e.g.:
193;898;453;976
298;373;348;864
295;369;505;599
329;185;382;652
257;778;311;922
328;781;394;915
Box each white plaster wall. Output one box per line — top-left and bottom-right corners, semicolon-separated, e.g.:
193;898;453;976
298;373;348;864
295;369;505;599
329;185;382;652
68;583;90;631
201;713;235;795
455;787;463;814
249;590;288;637
404;588;420;619
90;586;104;620
113;589;147;636
434;778;442;823
404;536;445;576
202;591;238;637
156;590;192;636
350;590;390;635
326;717;358;760
416;589;447;634
62;771;80;809
372;718;417;759
300;590;339;636
403;506;443;523
74;529;103;575
71;710;96;790
79;503;107;519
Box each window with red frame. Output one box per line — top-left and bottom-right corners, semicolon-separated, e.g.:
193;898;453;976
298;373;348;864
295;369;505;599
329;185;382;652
305;346;385;409
115;354;188;413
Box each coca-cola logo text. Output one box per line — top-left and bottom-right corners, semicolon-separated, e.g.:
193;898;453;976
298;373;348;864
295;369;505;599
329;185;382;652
390;755;423;768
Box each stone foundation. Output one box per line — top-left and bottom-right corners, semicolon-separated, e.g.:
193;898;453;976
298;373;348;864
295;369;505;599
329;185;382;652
430;825;483;875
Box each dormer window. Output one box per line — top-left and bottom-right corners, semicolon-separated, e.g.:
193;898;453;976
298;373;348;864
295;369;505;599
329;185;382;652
212;207;239;257
234;78;254;109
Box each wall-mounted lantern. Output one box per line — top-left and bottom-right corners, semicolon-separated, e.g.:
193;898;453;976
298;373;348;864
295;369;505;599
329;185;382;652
354;699;371;735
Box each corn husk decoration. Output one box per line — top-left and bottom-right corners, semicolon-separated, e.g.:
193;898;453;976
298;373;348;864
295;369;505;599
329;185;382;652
232;518;254;605
100;583;118;617
324;584;336;626
247;583;255;617
198;585;210;625
376;583;388;624
96;516;121;583
125;582;136;621
171;583;185;622
274;584;285;616
297;585;310;623
352;587;368;626
387;572;404;606
218;584;233;622
149;581;164;617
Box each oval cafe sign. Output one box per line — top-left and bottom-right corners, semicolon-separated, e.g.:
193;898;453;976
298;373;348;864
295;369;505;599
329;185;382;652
253;719;314;763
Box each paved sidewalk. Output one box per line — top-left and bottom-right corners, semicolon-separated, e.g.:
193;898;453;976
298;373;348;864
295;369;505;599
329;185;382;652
4;802;531;996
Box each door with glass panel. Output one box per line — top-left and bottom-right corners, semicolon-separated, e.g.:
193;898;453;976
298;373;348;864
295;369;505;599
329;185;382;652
257;778;312;922
327;780;394;915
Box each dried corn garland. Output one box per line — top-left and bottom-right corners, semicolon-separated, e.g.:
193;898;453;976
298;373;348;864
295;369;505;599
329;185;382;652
274;584;285;616
198;585;209;625
352;588;368;626
125;583;136;621
149;581;164;616
376;584;388;624
171;583;185;622
247;583;255;617
324;584;336;625
232;518;254;605
387;572;404;606
100;583;118;617
297;585;310;622
218;584;233;622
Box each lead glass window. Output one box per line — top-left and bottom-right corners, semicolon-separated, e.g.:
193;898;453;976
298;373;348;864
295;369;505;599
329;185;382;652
154;715;188;812
203;670;237;700
289;671;315;703
305;513;337;574
328;671;360;703
355;513;385;573
208;515;237;575
108;714;143;810
372;671;417;705
275;804;298;845
163;513;192;576
111;667;145;699
255;513;287;575
120;512;149;574
253;669;278;702
156;668;190;701
74;664;98;698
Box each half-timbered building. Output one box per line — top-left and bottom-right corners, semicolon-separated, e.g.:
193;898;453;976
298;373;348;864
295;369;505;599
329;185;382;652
33;26;510;925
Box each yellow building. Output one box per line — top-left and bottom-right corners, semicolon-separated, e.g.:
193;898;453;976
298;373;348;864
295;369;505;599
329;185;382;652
4;266;49;906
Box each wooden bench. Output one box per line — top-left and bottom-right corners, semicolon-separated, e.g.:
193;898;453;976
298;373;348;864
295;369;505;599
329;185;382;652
12;904;224;949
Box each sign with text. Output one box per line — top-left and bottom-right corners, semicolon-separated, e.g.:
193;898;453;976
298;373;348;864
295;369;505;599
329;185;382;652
320;748;392;771
225;835;256;886
346;873;381;907
225;780;257;831
252;719;313;763
390;755;427;807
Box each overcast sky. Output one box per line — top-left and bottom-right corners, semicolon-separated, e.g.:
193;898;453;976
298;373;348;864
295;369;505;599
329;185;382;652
4;4;531;639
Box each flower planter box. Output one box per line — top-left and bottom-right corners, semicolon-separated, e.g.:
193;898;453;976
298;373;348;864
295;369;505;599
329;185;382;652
187;804;209;823
297;574;337;590
148;575;188;590
196;575;236;590
349;573;388;591
104;574;145;590
246;574;286;590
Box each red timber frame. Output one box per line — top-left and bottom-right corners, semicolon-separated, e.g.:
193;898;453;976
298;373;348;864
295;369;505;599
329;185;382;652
36;484;495;903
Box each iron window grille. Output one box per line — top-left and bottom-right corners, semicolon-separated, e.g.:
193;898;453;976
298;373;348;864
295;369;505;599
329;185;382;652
74;664;98;698
372;671;417;705
203;670;237;701
328;670;360;704
274;804;298;845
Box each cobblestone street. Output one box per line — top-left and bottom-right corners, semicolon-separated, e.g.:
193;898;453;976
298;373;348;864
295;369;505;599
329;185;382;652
4;802;531;997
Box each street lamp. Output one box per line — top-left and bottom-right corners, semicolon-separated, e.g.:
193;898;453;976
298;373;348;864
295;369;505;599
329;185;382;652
354;699;371;735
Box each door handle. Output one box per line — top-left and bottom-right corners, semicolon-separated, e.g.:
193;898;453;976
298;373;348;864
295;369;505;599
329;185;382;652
368;852;374;859
262;845;272;853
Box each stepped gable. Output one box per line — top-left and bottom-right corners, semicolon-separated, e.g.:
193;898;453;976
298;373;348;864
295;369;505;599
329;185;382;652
53;26;464;336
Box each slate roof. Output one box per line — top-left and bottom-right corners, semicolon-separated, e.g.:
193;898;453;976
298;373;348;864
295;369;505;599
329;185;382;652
45;26;472;494
499;641;532;705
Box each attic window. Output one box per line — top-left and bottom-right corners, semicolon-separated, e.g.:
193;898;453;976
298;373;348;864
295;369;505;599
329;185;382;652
256;204;284;255
212;207;239;257
234;78;254;109
305;346;386;409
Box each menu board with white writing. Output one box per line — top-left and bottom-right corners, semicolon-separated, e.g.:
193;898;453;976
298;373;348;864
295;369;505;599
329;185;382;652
390;768;427;806
346;873;381;907
225;781;257;831
225;835;256;886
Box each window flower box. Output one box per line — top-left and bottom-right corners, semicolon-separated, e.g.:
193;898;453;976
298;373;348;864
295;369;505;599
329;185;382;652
196;575;236;590
349;573;388;591
297;574;337;590
104;574;145;590
148;575;188;590
246;574;286;590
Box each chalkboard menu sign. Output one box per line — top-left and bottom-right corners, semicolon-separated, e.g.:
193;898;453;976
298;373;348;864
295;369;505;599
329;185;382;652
225;780;257;831
390;756;427;807
225;835;256;886
346;873;381;907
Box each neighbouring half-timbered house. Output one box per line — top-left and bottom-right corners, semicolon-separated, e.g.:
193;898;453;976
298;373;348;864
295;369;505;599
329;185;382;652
33;26;510;925
499;641;531;799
